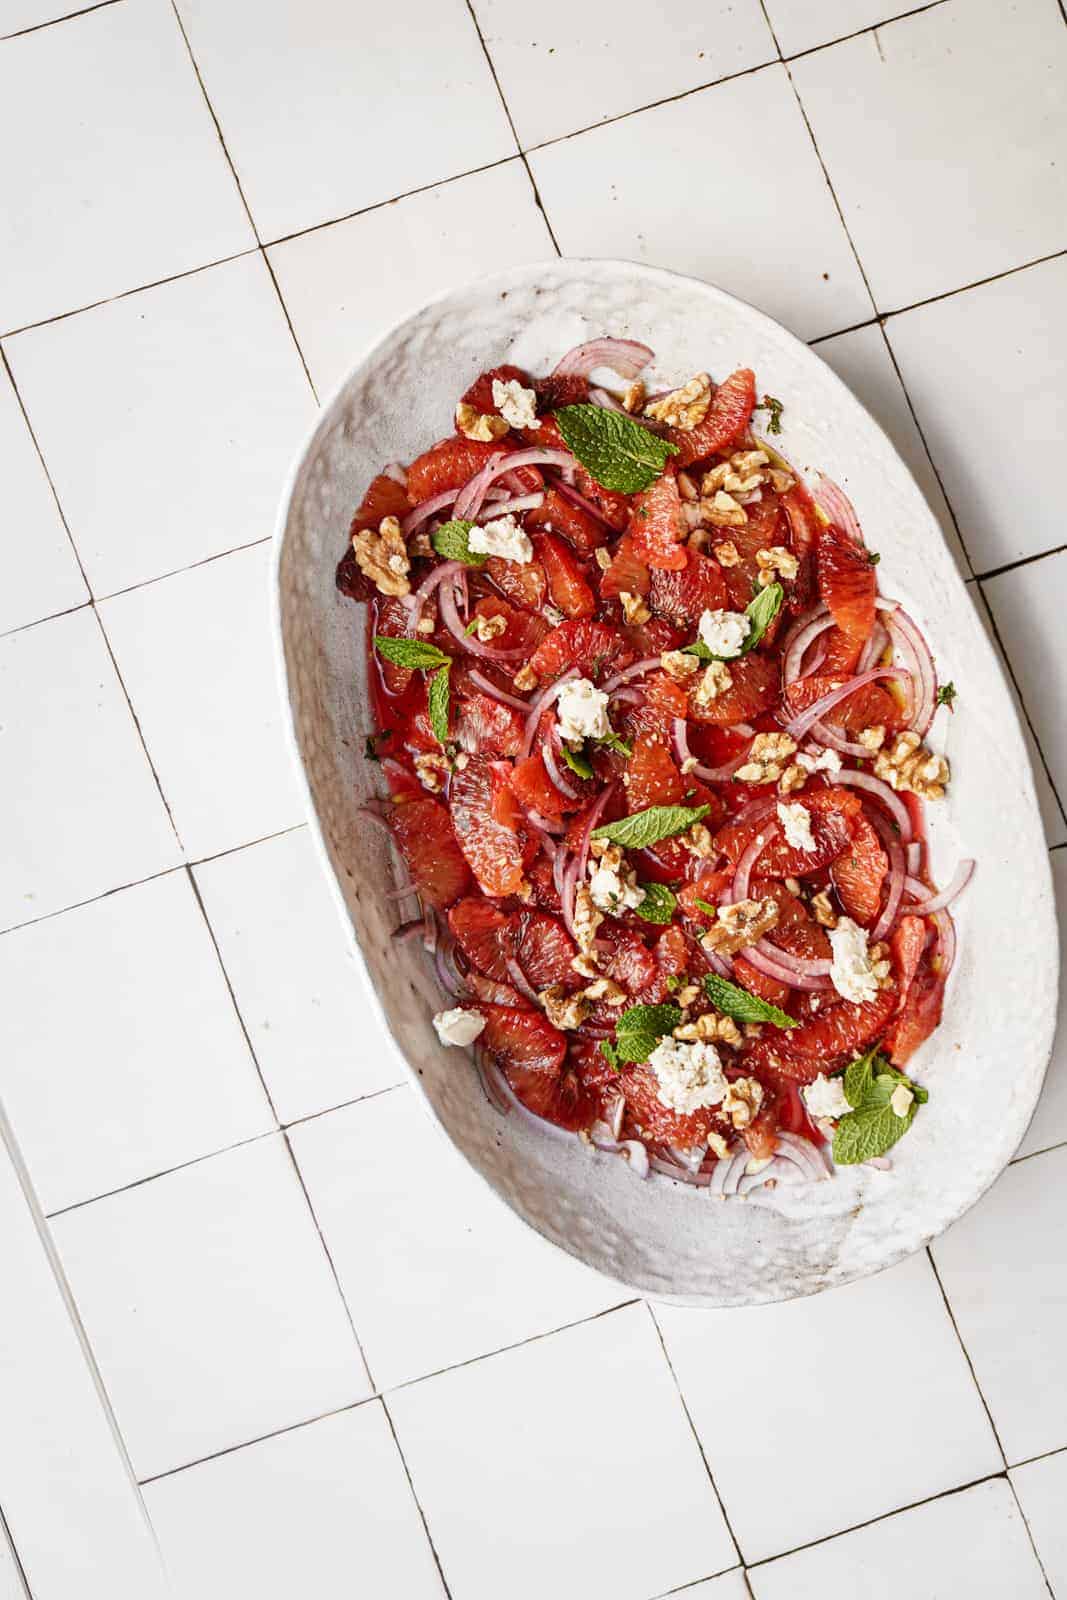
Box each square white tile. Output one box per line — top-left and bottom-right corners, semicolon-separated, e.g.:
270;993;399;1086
656;1253;1001;1562
173;0;516;242
763;0;902;56
0;360;87;635
268;161;554;398
983;551;1067;804
1016;849;1067;1159
51;1135;369;1480
814;321;970;577
529;65;871;343
144;1402;443;1600
389;1304;736;1600
748;1477;1047;1600
473;0;775;148
7;255;315;596
194;828;404;1125
1011;1449;1067;1599
0;0;254;332
289;1088;622;1389
99;543;305;861
932;1145;1067;1465
0;608;180;929
791;0;1067;311
886;257;1067;574
0;871;273;1214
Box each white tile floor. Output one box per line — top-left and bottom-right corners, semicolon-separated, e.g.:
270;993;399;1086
1;1;1065;1595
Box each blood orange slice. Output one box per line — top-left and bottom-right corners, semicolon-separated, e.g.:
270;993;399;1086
816;519;876;643
528;619;633;681
448;898;509;981
459;363;531;417
629;471;687;571
649;547;728;626
623;737;687;810
532;530;595;619
389;797;471;910
450;756;527;898
686;652;780;725
526;487;607;556
406;437;501;502
667;368;757;468
831;814;889;926
600;532;651;600
479;1006;593;1130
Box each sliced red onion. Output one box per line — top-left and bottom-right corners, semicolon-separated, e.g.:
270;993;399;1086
527;809;565;838
649;1154;712;1187
672;718;752;783
505;957;540;1004
812;474;864;547
741;943;833;991
520;666;580;759
550;474;617;530
881;602;937;737
932;908;956;978
401;488;458;536
700;947;733;979
452;451;507;520
906;860;975;916
407;557;465;610
835;768;913;841
475;1047;511;1116
857;620;890;675
906;840;923;876
776;1130;833;1180
669;1143;708;1174
576;781;616;881
542;736;581;801
435;937;468;999
608;1094;625;1141
391;918;425;944
782;608;833;685
602;657;660;693
737;1155;803;1194
553;338;653;380
559;855;581;939
754;938;831;977
731;817;779;902
783;666;913;743
467;669;530;711
439;580;523;661
871;836;907;943
711;1148;753;1198
482;491;545;518
455;447;576;521
610;686;646;706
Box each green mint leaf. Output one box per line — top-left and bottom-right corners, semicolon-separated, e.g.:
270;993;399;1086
431;519;485;566
833;1052;928;1165
614;1002;682;1064
600;1039;621;1073
374;636;451;670
666;974;683;992
561;743;594;780
693;898;718;918
633;883;677;924
868;550;881;566
702;973;798;1028
464;618;480;636
553;403;679;494
742;583;784;651
428;664;451;747
598;731;633;757
757;394;784;435
937;682;957;709
592;803;710;850
843;1045;880;1109
681;638;714;661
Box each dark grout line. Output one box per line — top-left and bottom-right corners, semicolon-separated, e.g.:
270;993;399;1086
191;821;306;868
0;1503;33;1600
808;313;883;346
646;1303;747;1570
0;0;123;41
1010;1441;1067;1473
1007;1472;1057;1598
1050;841;1066;854
0;347;92;593
1010;1137;1067;1167
975;542;1067;586
925;1246;1009;1466
137;1392;378;1486
783;0;951;64
282;1080;407;1132
46;1127;276;1219
91;607;185;854
880;248;1067;326
656;1571;751;1600
0;597;93;641
379;1396;456;1600
97;535;272;602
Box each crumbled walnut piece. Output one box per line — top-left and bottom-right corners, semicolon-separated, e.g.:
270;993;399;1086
571;952;600;980
588;837;610;860
693;660;734;707
622;380;646;414
768;467;795;495
683;823;715;858
700;463;730;495
735;731;798;785
722;1076;764;1129
540;985;590;1030
778;763;807;795
675;1012;743;1048
471;611;507;642
413;752;449;793
680;755;698;776
582;976;627;1006
660;650;700;681
687;527;712;554
708;1130;731;1160
676;470;699;502
702;896;780;957
573;885;604;955
810;890;837;929
705;450;773;499
644;373;712;430
874;731;950;799
784;876;802;896
859;724;886;752
415;611;436;636
594;547;612;571
713;540;740;568
455;402;509;442
743;1022;763;1040
676;983;700;1008
513;663;538;692
409;531;433;558
731;449;770;477
755;545;799;587
702;489;748;529
620;591;651;624
870;940;893;987
351;515;411;598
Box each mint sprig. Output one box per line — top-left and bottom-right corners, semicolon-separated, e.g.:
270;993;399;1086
682;584;784;661
756;394;784;435
600;1039;621;1072
832;1046;929;1166
614;1002;682;1064
554;404;679;494
374;636;451;670
592;803;709;850
428;664;451;747
598;731;633;757
633;883;677;924
702;973;797;1029
431;519;486;566
561;743;594;780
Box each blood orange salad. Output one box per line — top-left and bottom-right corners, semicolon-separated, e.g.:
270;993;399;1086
336;338;973;1193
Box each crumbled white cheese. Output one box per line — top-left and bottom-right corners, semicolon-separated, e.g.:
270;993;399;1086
697;608;750;659
828;916;880;1004
777;800;818;853
803;1073;852;1121
492;377;538;430
588;858;646;915
468;513;533;564
647;1036;728;1116
890;1083;914;1119
556;677;612;747
433;1007;486;1047
796;743;842;775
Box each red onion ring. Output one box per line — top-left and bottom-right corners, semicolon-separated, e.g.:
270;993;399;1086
776;1130;833;1180
401;488;458;536
560;855;581;939
553;338;653;380
526;810;565;838
519;667;580;759
551;475;618;529
454;447;576;521
753;938;831;977
882;604;938;738
871;837;907;943
467;669;530;711
576;782;616;882
602;657;660;693
783;666;913;743
812;475;864;547
905;860;975;916
542;735;580;801
932;908;957;978
481;491;545;518
741;944;832;991
709;1148;752;1198
857;619;890;675
835;768;913;841
649;1154;713;1187
672;718;752;783
731;816;779;902
588;387;662;431
505;957;540;1004
782;607;833;685
906;841;923;876
439;580;523;661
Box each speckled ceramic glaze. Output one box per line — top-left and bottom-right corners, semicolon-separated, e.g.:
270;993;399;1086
273;259;1057;1306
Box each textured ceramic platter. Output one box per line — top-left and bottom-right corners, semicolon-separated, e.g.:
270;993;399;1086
273;259;1057;1306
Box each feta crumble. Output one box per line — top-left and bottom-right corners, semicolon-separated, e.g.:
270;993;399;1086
647;1036;729;1116
803;1072;852;1121
492;377;538;430
468;513;533;564
828;916;881;1004
588;847;645;915
697;607;751;659
556;677;612;748
777;800;818;853
433;1008;486;1047
796;743;842;775
890;1083;914;1118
